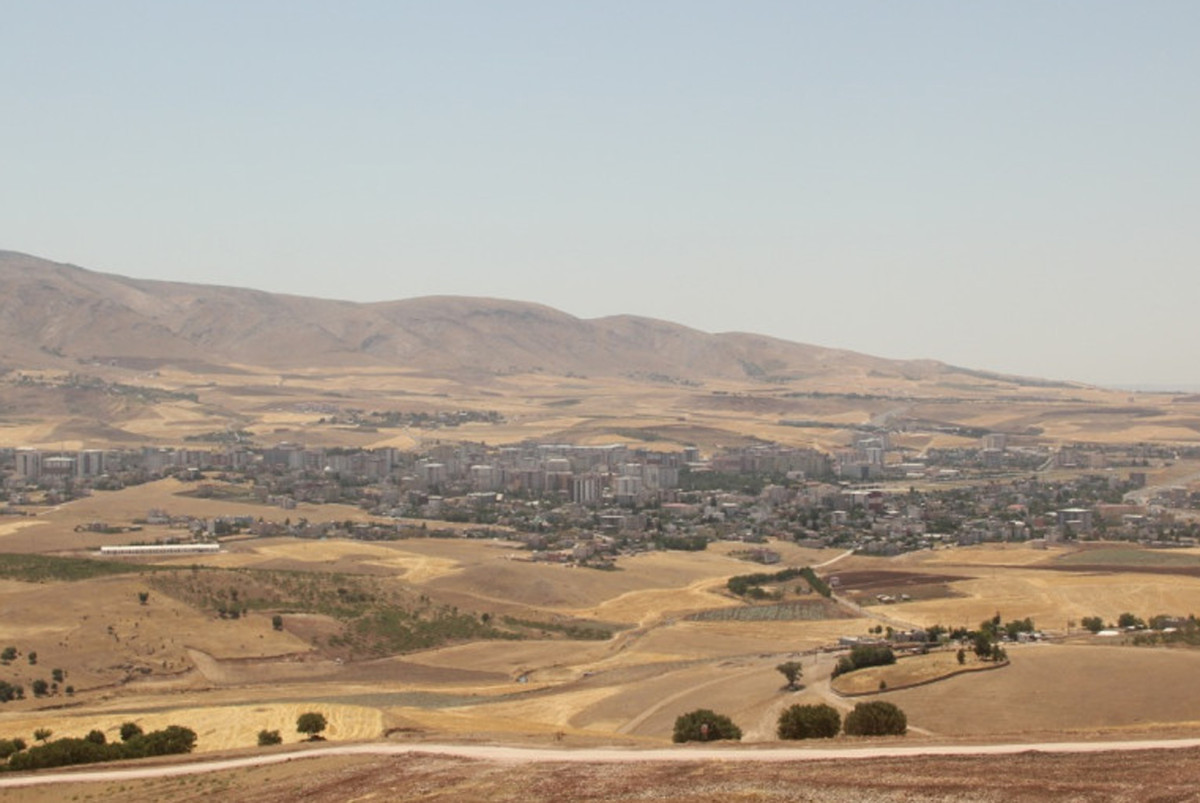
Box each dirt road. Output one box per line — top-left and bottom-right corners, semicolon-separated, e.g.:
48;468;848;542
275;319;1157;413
6;737;1200;790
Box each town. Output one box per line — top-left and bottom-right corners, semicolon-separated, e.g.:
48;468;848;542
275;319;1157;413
4;430;1199;567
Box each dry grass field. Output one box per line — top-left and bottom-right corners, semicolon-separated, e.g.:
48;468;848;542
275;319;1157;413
8;747;1200;803
9;473;1200;786
829;649;1000;695
6;339;1200;451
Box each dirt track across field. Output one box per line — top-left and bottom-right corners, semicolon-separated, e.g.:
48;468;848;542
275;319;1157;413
5;737;1200;791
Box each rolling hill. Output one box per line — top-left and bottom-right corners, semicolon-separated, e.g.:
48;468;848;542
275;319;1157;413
0;250;1003;385
3;249;1197;451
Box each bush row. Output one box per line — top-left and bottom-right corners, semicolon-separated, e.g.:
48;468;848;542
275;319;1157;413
674;701;907;743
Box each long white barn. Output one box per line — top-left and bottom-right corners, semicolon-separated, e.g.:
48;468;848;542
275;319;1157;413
99;543;221;556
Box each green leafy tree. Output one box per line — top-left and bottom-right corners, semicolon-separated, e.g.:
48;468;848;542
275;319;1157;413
956;648;966;665
31;679;49;697
33;728;52;744
138;591;150;605
8;726;196;772
119;722;144;742
0;646;16;662
672;709;742;743
84;729;106;745
776;660;803;690
1081;616;1104;634
777;704;840;740
1117;612;1145;629
0;738;27;760
843;701;907;736
272;614;284;631
296;711;328;740
257;729;283;746
1004;617;1035;640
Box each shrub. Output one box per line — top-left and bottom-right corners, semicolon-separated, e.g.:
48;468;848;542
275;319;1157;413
777;704;840;740
672;709;742;743
258;729;283;746
843;701;907;736
0;738;27;760
84;729;107;745
119;722;144;742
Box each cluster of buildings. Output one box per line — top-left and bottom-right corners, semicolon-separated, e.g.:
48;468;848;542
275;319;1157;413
2;436;1198;565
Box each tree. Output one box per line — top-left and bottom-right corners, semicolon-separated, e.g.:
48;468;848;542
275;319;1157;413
776;660;803;690
0;646;16;662
777;704;840;740
84;729;106;745
972;632;993;659
843;701;907;736
33;728;52;744
672;709;742;743
296;711;328;740
119;722;144;742
272;614;284;631
51;668;64;684
257;729;283;746
1117;612;1145;630
1081;616;1105;634
31;679;49;697
27;651;37;665
956;648;966;665
138;591;150;605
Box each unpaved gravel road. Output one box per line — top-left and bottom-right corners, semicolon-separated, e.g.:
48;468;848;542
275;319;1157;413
5;737;1200;789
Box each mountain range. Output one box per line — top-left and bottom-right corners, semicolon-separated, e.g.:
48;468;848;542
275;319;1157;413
0;250;1002;386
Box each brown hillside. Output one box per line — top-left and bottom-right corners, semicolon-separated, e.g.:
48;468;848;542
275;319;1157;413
0;250;991;384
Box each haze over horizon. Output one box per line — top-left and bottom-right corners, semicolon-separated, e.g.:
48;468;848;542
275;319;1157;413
3;3;1197;388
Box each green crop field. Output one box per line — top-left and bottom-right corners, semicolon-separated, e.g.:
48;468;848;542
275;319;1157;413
1055;548;1200;568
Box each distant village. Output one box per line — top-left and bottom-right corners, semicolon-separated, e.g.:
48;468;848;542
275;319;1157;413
3;430;1200;566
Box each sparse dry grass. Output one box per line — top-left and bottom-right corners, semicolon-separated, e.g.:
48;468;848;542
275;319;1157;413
8;475;1200;761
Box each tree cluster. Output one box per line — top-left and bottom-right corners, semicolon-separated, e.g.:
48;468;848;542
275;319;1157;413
832;644;895;678
5;725;196;771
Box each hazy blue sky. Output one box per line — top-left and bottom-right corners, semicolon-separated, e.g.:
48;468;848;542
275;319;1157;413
3;2;1198;387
